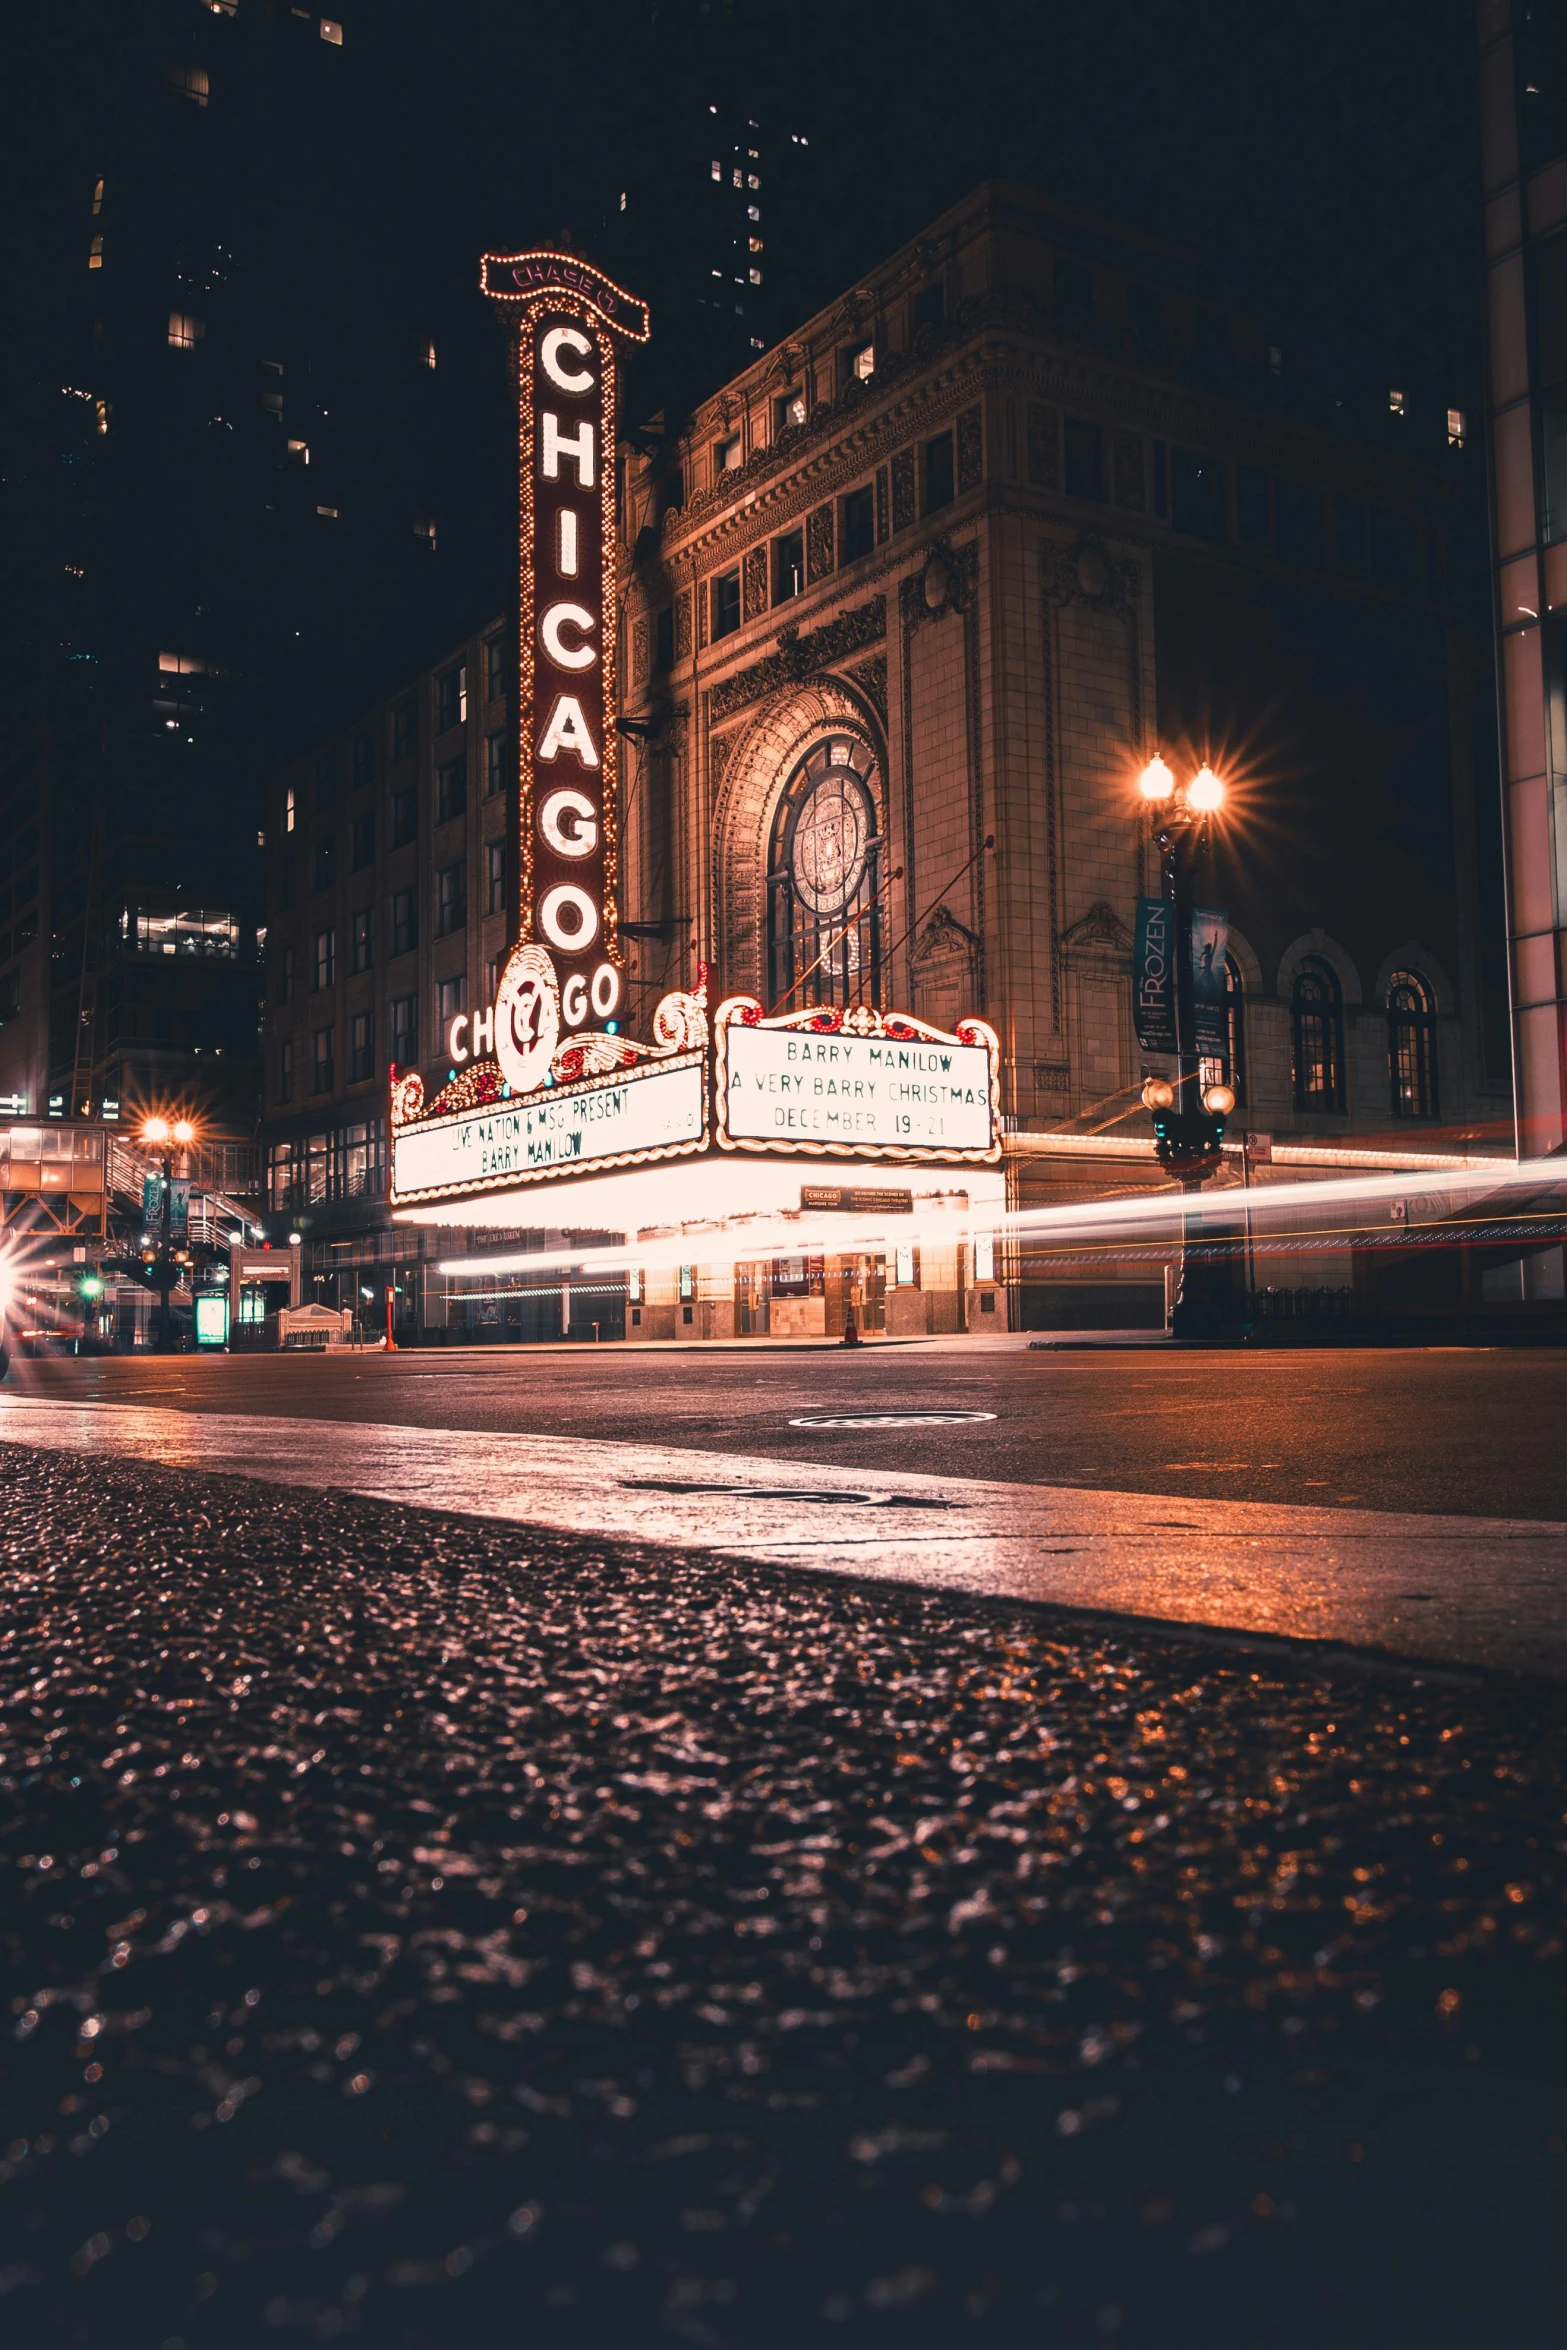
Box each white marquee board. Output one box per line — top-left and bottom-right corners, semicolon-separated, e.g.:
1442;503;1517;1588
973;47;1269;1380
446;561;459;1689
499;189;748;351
390;1054;706;1204
720;1026;995;1155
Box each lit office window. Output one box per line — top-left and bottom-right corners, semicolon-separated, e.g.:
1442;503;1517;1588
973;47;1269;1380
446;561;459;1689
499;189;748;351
91;177;104;215
168;312;205;350
320;18;343;42
1447;408;1466;448
166;63;209;104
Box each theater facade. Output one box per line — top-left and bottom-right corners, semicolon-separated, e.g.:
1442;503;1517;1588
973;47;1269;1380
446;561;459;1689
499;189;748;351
261;184;1509;1342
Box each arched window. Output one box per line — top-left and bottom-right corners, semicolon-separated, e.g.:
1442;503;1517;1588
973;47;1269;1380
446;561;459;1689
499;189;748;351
766;735;883;1010
1387;970;1437;1117
1291;956;1344;1111
1199;955;1246;1103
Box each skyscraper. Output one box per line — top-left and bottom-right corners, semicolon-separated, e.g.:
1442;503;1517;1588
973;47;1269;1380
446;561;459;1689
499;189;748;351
0;2;477;1135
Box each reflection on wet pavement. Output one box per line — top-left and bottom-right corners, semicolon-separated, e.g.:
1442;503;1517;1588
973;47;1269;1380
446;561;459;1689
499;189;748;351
2;1398;1566;1678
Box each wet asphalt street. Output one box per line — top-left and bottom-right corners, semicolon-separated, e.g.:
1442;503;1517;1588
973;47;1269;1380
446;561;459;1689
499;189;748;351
1;1440;1564;2349
11;1341;1567;1520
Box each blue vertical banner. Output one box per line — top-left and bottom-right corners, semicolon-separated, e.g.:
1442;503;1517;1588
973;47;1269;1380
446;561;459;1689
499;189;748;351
1191;907;1230;1060
169;1179;190;1237
142;1173;163;1227
1132;898;1176;1053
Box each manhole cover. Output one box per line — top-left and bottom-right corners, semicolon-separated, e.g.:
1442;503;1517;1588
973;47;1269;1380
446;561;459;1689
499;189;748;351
787;1410;997;1429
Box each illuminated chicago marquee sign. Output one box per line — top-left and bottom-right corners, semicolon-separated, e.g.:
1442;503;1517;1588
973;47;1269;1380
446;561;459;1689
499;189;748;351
392;251;715;1210
388;250;1001;1213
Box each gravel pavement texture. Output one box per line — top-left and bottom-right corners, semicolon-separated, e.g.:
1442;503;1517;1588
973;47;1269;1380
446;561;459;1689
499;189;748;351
0;1441;1564;2348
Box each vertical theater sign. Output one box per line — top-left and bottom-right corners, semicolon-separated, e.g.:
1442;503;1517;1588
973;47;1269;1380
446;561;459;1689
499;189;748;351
388;251;998;1214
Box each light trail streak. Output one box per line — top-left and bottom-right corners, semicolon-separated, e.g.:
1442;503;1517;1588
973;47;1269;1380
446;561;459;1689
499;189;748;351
441;1155;1561;1288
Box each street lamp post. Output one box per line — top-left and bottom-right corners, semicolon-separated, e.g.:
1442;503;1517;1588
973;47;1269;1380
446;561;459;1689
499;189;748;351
140;1116;195;1353
1137;758;1239;1341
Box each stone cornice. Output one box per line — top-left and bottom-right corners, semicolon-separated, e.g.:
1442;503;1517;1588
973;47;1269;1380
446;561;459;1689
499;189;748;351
704;597;887;725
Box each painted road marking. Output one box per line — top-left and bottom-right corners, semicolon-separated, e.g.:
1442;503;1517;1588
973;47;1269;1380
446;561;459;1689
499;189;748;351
0;1398;1565;1680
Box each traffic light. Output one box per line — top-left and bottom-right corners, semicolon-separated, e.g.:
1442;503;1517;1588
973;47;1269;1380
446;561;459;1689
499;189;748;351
76;1274;105;1300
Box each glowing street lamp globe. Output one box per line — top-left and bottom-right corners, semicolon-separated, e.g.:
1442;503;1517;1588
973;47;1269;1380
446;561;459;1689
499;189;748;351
1187;763;1225;812
1138;753;1176;801
172;1120;195;1145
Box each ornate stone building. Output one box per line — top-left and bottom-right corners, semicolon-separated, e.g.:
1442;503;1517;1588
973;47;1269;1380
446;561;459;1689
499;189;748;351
619;180;1508;1328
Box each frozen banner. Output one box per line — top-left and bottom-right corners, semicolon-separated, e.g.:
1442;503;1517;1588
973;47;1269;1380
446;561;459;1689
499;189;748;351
1132;898;1176;1054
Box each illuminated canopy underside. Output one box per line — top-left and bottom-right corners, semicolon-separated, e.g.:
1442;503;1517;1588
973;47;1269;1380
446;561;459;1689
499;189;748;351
393;1154;1006;1234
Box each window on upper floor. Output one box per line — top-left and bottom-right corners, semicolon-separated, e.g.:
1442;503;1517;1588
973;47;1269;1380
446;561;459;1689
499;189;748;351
313;835;336;892
349;1009;373;1084
391;786;418;849
1388;972;1438;1118
485;731;507;797
391;697;417;758
391;888;417;958
437;861;466;936
352;731;375;788
1292;959;1345;1113
1063;419;1104;502
168;312;204;350
845;340;874;385
277;1037;292;1103
774;529;804;603
437;663;467;733
485;634;506;698
715;435;742;480
712;569;741;640
351;906;373;974
773;390;806;437
924;431;955;515
437;971;466;1029
314;751;338;810
437;755;467;825
313;927;334;991
284;785;296;833
312;1024;334;1093
278;945;293;1006
913;282;944;334
350;810;374;870
390;993;416;1065
842;484;874;565
487;839;506;916
167;62;209;105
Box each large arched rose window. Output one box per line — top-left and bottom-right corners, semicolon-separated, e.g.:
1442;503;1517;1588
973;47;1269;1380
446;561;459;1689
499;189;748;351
766;735;883;1010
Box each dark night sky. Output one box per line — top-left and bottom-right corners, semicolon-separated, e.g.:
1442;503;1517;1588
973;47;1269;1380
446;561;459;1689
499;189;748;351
358;0;1483;413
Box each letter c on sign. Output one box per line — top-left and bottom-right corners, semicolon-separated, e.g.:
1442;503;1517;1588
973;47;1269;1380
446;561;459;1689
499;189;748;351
540;325;594;394
539;883;599;951
448;1012;469;1065
561;972;588;1026
539;787;598;857
540;603;596;670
